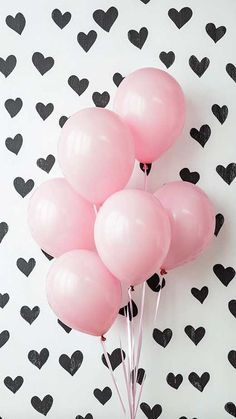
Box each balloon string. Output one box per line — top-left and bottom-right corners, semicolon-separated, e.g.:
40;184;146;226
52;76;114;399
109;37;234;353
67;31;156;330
134;282;146;413
128;287;135;417
153;278;163;325
100;337;126;414
134;282;146;374
134;373;146;419
120;338;133;418
126;295;134;418
128;288;135;368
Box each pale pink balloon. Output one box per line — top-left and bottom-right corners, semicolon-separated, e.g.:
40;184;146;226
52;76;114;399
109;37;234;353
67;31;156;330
28;178;95;257
46;250;122;336
113;67;186;163
58;107;135;204
154;181;215;271
94;189;171;286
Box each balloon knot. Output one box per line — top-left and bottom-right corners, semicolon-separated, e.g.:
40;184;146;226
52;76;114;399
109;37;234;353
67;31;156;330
160;268;167;276
130;285;135;291
101;335;106;342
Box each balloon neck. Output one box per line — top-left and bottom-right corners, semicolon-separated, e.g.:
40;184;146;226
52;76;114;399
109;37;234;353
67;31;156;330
101;335;106;342
130;285;135;291
160;268;167;276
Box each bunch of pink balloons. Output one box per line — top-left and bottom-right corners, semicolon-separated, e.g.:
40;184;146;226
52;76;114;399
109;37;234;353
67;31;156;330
28;67;215;338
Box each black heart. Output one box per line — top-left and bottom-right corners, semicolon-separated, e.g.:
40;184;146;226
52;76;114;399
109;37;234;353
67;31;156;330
0;330;10;348
153;328;172;348
140;402;162;419
31;395;53;416
28;348;49;369
93;7;118;32
17;257;36;276
128;27;148;49
189;56;210;77
159;51;175;68
147;273;165;292
37;154;55;173
0;222;8;243
32;52;54;75
226;63;236;82
0;55;17;77
6;13;26;34
75;415;93;419
20;306;40;325
59;351;83;376
102;348;126;370
94;387;112;405
191;286;208;304
214;213;224;236
4;376;23;393
51;9;71;29
137;368;146;384
131;367;146;385
41;249;54;261
5;133;23;155
119;299;138;320
228;350;236;369
229;300;236;318
190;125;211;148
206;23;226;43
57;319;72;333
92;91;110;108
59;116;68;128
213;264;235;286
188;372;210;392
216;163;236;185
36;102;54;120
77;31;97;52
140;0;151;3
68;75;89;96
179;168;200;184
0;293;10;308
139;162;152;175
166;372;183;389
113;72;124;87
185;325;205;345
179;417;198;419
168;7;193;29
5;97;23;117
14;177;34;197
225;402;236;417
212;104;228;124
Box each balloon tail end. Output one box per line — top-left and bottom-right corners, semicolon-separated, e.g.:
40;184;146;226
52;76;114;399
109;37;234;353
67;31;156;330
160;268;167;276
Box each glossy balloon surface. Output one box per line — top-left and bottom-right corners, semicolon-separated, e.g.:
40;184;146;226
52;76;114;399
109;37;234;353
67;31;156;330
113;67;185;163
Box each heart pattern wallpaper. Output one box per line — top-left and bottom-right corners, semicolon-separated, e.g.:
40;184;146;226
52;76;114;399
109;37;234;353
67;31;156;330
0;0;236;418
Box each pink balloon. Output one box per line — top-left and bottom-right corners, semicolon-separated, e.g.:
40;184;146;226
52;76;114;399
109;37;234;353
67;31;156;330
28;178;95;257
46;250;122;336
58;107;135;204
94;189;171;286
154;181;215;271
113;67;186;163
